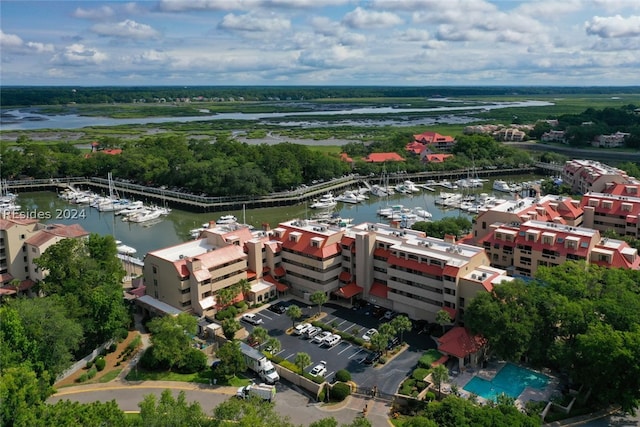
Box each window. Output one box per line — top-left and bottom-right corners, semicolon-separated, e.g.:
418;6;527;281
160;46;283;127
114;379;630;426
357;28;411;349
152;266;157;274
181;288;190;294
32;247;37;253
153;279;158;287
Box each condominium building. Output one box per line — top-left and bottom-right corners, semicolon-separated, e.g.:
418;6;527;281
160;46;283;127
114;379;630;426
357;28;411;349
562;159;634;194
478;219;639;278
581;189;640;238
0;216;88;295
471;194;583;243
143;219;512;325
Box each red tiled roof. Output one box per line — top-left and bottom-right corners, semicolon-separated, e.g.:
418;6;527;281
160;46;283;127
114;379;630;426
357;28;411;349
0;288;16;296
246;270;257;280
339;271;352;282
387;254;444;276
442;306;456;321
369;282;388;299
101;148;122;155
414;131;455;144
340;153;353;163
431;354;449;367
424;154;454;163
193;269;212;282
363;152;404;163
194;245;246;270
373;247;390;258
274;266;286;276
262;274;288;292
336;282;363;298
341;236;355;246
128;285;146;297
442;265;459;277
405;141;425;155
263;266;271;273
278;227;342;258
0;273;15;284
437;326;486;359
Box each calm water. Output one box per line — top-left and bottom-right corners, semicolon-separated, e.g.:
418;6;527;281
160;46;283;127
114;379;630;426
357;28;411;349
1;100;553;131
13;176;540;258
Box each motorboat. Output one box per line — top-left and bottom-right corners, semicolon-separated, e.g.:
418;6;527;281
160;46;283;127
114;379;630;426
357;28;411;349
335;191;362;204
493;180;512;192
216;214;238;224
115;201;145;215
412;207;432;219
115;240;137;255
310;193;337;209
402;180;421;193
124;206;170;223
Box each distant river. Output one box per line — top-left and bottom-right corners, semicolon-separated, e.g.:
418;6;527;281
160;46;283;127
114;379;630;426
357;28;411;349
14;175;542;258
1;100;553;131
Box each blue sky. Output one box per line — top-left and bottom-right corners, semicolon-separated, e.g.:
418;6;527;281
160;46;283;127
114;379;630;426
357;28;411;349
1;0;639;86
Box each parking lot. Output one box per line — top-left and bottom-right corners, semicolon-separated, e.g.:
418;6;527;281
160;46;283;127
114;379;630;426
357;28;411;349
240;299;436;395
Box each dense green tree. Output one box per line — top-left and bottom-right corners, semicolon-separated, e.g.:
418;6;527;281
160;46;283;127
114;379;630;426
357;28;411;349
138;389;209;427
369;331;389;354
221;318;241;341
216;341;246;376
37;400;126;427
411;217;472;239
147;313;197;370
264;337;281;354
2;297;82;378
0;366;53;427
310;291;328;314
212;396;296;427
435;309;452;335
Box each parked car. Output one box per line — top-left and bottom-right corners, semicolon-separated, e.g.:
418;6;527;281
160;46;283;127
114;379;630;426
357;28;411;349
363;351;382;365
268;303;286;314
304;326;322;339
313;331;333;344
382;310;396;321
323;334;341;348
242;313;263;325
362;328;378;342
386;336;400;350
371;305;385;318
309;361;327;377
293;322;312;336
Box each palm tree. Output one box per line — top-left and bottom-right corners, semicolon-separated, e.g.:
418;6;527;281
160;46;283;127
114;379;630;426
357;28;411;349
309;291;327;315
391;315;412;343
435;309;452;335
248;326;269;349
286;305;302;328
432;364;449;399
294;352;311;375
236;278;252;303
221;318;241;341
216;287;235;308
264;337;281;354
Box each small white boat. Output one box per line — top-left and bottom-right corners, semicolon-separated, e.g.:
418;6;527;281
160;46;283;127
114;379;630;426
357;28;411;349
310;193;337;209
493;180;512;192
335;191;362;204
115;201;145;216
115;240;137;255
216;214;237;224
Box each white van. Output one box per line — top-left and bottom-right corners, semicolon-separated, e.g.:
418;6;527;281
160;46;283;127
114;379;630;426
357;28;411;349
323;334;341;348
293;322;312;336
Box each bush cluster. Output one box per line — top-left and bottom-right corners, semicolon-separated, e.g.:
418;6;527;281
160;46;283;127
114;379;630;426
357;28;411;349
215;306;238;321
335;369;351;382
412;368;430;381
330;382;351;402
175;348;207;374
94;356;106;372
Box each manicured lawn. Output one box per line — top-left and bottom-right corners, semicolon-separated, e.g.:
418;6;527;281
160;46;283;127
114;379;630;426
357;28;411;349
419;349;444;367
98;369;122;383
125;368;252;387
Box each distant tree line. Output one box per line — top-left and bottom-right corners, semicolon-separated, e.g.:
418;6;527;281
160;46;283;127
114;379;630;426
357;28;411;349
3;86;638;107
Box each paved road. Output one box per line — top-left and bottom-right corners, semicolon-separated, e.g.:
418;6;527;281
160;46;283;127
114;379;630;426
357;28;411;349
49;380;393;427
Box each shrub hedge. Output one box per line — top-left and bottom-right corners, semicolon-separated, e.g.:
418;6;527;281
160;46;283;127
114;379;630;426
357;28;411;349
330;382;351;402
94;356;106;372
335;369;351;382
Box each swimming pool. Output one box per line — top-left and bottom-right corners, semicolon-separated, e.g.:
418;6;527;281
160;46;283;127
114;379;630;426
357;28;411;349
463;363;549;401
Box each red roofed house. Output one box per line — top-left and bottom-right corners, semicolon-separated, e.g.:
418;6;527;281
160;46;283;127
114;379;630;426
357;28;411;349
423;153;454;163
363;152;404;163
437;326;487;370
405;141;426;155
413;131;456;152
340;152;354;165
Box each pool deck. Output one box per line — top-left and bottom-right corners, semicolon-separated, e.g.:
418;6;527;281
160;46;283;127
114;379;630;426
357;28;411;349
444;361;560;409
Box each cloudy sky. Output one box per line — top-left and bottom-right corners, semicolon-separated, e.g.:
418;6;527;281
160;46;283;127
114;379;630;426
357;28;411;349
1;0;639;86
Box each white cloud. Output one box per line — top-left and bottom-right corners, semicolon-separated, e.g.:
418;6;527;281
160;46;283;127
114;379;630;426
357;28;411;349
342;7;403;29
26;42;55;53
516;0;582;19
585;15;640;38
398;29;431;42
158;0;253;12
218;13;291;32
52;44;108;65
0;30;24;48
73;6;114;20
92;20;160;40
130;49;171;64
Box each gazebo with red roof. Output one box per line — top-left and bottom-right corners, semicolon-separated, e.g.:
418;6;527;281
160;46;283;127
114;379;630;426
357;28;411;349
436;326;487;371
